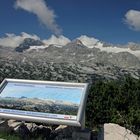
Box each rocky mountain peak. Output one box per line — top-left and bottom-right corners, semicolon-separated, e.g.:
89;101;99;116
65;39;86;49
15;38;44;52
72;39;84;46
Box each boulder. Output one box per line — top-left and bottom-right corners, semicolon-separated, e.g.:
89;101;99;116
53;125;81;139
55;125;68;132
0;120;12;133
18;123;30;140
25;123;37;132
8;120;21;128
31;125;51;139
98;123;140;140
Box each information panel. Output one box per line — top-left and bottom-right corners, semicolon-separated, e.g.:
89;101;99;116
0;79;88;127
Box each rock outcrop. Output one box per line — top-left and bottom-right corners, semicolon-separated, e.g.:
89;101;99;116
1;120;140;140
98;123;140;140
15;38;44;52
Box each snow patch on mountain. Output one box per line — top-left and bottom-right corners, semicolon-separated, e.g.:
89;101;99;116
77;35;140;58
28;45;47;51
99;46;140;58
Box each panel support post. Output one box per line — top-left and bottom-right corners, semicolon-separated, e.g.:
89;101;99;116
81;111;85;130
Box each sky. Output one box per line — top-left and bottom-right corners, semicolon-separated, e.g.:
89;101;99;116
0;0;140;44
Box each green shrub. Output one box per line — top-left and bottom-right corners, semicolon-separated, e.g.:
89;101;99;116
86;77;140;135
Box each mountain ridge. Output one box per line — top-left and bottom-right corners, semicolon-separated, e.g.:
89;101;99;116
0;34;140;82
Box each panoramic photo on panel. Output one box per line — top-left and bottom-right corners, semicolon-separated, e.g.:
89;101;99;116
0;81;83;118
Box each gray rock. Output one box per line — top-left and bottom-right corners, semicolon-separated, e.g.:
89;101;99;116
53;125;81;140
18;123;30;140
25;123;37;132
0;120;12;133
55;125;68;132
98;123;140;140
14;125;21;133
31;125;51;139
8;120;21;128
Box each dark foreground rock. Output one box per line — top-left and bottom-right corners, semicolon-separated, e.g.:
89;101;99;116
1;120;139;140
0;120;92;140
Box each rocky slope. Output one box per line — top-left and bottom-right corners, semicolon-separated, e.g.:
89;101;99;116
0;37;140;83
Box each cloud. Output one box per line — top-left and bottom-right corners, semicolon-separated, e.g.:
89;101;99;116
0;32;40;47
43;35;70;47
15;0;62;35
77;35;99;48
124;9;140;31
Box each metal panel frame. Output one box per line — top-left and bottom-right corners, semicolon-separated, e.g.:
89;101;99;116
0;79;89;127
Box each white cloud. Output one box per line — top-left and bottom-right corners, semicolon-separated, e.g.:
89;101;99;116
77;35;99;48
15;0;62;35
43;35;70;47
0;32;40;47
124;9;140;31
